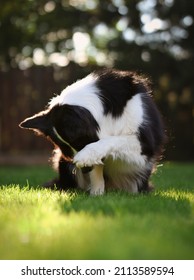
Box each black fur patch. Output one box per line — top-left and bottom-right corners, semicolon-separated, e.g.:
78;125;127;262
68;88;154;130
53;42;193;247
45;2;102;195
57;157;77;189
138;93;165;158
95;69;150;117
50;104;99;152
43;157;77;190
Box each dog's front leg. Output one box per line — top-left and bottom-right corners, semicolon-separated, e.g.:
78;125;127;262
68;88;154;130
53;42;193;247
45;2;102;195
73;135;146;169
89;165;105;196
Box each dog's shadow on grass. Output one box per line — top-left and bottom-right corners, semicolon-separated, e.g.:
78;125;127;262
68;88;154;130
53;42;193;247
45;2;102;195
59;190;192;218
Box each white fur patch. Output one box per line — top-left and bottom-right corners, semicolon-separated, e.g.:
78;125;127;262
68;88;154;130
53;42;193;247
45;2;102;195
74;135;146;168
98;94;144;138
49;74;103;122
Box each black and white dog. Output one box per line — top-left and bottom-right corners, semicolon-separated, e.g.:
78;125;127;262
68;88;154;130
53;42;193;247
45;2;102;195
20;69;165;195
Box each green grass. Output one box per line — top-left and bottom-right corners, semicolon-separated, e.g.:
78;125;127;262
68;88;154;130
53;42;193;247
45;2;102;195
0;162;194;260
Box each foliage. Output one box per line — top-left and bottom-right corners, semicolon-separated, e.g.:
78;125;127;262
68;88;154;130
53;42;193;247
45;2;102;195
0;162;194;259
1;0;194;71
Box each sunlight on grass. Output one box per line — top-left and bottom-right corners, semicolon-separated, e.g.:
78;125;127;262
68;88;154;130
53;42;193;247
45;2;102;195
159;189;194;217
0;163;194;260
159;189;194;202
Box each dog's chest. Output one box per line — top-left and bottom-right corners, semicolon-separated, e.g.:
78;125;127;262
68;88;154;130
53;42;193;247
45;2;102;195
103;157;139;177
103;157;140;192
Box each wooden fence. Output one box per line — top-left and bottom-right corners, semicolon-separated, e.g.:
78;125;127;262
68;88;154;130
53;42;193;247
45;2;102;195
0;66;68;156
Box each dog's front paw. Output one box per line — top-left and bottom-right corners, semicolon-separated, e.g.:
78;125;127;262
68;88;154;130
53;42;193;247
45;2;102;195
73;145;104;168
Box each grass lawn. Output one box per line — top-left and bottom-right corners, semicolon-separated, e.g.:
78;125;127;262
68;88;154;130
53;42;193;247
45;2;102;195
0;162;194;260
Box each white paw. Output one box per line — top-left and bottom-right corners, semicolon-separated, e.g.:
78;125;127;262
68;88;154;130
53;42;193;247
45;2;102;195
90;187;104;196
73;145;104;168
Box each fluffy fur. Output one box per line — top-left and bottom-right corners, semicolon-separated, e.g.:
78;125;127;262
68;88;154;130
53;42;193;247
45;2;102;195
20;69;165;195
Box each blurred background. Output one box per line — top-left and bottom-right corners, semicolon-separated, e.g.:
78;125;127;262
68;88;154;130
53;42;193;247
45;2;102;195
0;0;194;165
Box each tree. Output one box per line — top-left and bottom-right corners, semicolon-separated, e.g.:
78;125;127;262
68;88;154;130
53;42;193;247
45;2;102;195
0;0;193;71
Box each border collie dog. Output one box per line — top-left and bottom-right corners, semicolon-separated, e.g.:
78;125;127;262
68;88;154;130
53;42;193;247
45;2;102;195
20;69;165;195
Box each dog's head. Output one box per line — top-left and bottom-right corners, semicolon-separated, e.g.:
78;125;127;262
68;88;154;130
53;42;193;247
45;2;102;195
19;104;99;160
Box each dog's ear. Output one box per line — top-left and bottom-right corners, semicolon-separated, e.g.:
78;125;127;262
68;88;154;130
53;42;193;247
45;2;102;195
19;111;50;135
